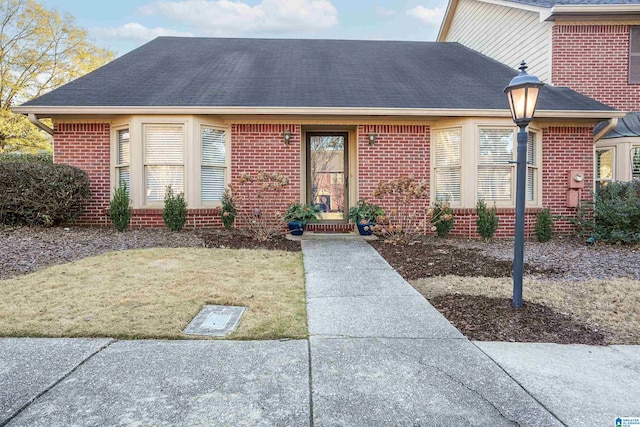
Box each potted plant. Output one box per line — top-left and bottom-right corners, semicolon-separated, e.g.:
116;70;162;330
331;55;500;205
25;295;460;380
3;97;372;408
283;202;320;235
348;199;384;236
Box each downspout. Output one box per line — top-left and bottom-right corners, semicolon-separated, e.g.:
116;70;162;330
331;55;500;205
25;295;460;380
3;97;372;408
27;113;54;136
593;117;618;143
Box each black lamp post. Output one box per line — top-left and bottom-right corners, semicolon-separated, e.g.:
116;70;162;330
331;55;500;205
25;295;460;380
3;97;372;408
504;61;544;308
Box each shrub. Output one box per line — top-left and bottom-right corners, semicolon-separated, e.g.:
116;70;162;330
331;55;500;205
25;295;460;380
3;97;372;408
476;199;499;241
535;208;553;243
572;181;640;243
372;175;429;242
220;187;236;229
162;186;188;231
283;202;320;223
233;171;290;241
0;161;90;226
0;152;53;163
109;182;131;231
429;200;454;238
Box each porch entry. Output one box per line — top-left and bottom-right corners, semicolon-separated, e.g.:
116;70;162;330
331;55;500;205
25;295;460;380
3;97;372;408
306;132;349;222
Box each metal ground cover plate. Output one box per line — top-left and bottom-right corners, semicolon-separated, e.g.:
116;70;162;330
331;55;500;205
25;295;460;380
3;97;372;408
184;305;246;337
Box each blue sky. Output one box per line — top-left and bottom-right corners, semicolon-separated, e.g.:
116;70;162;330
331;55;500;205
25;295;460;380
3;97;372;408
38;0;449;56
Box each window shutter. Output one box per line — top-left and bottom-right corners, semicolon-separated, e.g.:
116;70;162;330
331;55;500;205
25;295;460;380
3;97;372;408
144;125;184;202
630;27;640;84
478;129;514;201
434;129;461;202
116;129;130;192
201;127;226;202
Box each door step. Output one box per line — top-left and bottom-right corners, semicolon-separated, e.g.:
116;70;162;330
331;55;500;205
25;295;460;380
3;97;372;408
286;232;378;241
306;223;354;233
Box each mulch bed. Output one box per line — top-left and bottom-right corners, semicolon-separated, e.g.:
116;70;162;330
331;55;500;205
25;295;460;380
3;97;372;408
201;229;301;252
430;294;609;345
370;240;557;280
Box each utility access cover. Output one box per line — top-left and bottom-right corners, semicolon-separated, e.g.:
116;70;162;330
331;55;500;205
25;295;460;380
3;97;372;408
184;305;246;337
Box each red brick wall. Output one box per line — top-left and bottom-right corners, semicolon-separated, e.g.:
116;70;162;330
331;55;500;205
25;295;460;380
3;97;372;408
552;24;640;111
230;124;302;226
542;126;594;234
54;123;111;225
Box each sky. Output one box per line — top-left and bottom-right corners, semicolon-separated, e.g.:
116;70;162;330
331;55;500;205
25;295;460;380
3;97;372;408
38;0;449;56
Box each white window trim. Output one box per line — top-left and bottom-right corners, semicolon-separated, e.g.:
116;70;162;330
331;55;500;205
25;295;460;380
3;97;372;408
110;115;230;209
198;123;231;207
431;126;463;207
595;146;616;189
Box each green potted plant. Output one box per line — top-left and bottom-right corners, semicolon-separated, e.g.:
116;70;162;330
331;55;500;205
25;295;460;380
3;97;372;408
348;199;384;236
282;202;320;235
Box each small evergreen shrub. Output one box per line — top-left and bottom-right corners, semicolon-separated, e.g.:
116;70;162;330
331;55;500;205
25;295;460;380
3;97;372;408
476;199;499;241
0;161;90;226
535;208;553;243
430;200;454;238
221;187;236;229
0;152;53;163
163;186;188;231
109;182;131;231
572;181;640;243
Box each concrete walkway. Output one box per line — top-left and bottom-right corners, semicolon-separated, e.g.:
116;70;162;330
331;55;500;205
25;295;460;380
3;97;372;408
1;238;639;426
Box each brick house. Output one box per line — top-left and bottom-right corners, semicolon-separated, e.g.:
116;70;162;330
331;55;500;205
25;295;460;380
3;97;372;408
14;38;621;236
439;0;640;189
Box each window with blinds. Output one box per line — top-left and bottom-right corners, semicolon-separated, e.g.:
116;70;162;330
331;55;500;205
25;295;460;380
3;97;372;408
144;124;184;203
434;128;461;202
596;148;614;191
201;126;226;202
116;129;130;193
632;147;640;180
478;128;514;202
527;132;538;202
630;27;640;84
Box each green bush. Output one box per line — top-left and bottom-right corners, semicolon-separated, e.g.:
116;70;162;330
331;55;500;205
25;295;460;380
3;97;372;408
430;200;454;238
535;208;553;243
221;187;236;229
476;199;499;241
573;181;640;243
109;182;131;231
163;186;188;231
0;161;90;226
0;152;53;163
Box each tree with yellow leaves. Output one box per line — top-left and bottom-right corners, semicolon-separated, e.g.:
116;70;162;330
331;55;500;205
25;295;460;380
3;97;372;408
1;0;115;152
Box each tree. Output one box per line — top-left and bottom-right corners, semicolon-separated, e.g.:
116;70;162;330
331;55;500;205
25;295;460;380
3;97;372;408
0;0;115;152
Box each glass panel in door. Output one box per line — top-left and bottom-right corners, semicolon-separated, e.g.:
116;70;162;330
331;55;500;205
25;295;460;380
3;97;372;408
308;134;347;221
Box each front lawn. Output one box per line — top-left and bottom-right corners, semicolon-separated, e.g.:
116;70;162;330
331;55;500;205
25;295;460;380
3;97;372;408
0;247;307;340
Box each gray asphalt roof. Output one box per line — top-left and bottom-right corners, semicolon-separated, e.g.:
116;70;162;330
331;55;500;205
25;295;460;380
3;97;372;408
508;0;640;7
596;112;640;138
22;37;613;112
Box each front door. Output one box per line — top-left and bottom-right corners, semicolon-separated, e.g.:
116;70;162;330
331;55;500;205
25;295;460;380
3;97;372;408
306;132;348;222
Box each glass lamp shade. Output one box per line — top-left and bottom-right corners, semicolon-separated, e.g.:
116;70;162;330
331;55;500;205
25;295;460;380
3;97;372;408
504;61;544;126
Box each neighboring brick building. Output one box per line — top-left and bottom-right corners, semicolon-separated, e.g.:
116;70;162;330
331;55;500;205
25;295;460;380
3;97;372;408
15;37;621;237
440;0;640;190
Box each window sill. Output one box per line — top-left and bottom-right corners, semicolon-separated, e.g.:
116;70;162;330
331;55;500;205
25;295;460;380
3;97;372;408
451;207;544;214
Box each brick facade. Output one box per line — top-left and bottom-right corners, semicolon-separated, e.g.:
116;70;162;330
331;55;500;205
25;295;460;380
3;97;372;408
552;24;640;112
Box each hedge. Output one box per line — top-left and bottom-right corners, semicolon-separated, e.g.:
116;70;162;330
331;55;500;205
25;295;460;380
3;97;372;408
0;162;91;226
0;152;53;163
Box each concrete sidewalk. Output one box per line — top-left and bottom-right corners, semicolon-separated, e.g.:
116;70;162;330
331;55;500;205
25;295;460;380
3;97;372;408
1;238;638;426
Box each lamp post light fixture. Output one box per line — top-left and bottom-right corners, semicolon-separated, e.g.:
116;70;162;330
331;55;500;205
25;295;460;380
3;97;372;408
504;61;544;308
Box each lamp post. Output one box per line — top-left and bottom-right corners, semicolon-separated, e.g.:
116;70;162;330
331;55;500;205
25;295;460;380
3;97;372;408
504;61;544;308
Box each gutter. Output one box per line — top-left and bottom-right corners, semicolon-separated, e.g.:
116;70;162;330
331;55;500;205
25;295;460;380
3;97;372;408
27;113;54;136
546;4;640;20
593;117;618;142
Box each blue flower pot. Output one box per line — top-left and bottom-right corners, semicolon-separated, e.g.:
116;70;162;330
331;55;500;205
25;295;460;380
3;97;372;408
288;221;306;236
357;222;374;236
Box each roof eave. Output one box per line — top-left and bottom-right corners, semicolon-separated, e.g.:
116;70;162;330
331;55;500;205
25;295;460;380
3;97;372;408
11;105;625;120
547;4;640;20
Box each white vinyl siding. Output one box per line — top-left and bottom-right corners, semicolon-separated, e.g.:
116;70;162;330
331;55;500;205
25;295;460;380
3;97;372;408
445;0;552;83
115;129;130;193
434;128;462;202
201;126;226;202
478;128;514;202
144;124;184;203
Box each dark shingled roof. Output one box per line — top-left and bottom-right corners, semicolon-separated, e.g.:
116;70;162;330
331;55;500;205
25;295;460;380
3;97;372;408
508;0;640;7
22;37;613;112
596;112;640;138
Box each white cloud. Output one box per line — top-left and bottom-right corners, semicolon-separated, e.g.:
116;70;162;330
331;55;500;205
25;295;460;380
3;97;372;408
94;22;193;42
374;6;396;17
139;0;339;36
407;5;444;28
